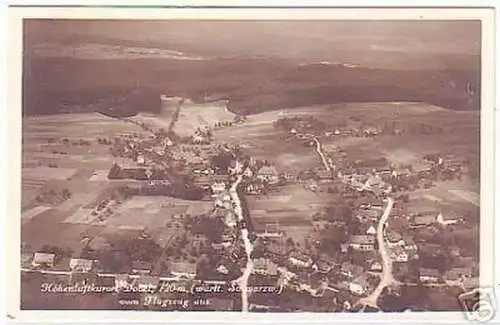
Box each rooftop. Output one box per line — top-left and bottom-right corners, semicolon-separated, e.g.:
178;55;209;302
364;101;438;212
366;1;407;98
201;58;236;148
420;268;440;277
170;261;197;275
349;235;376;245
33;252;55;263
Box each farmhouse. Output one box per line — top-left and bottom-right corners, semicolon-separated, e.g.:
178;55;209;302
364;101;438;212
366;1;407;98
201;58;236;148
32;252;56;268
360;223;377;236
288;251;313;268
370;261;383;272
436;212;461;226
256;166;280;184
211;181;227;195
170;261;197;278
224;210;238;228
69;258;94;273
348;235;376;251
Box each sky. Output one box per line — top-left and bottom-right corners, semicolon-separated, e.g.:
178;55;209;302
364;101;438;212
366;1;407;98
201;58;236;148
23;20;481;69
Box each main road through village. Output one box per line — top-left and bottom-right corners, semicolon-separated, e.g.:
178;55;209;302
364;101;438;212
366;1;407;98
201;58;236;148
230;173;254;312
313;135;396;309
358;197;395;308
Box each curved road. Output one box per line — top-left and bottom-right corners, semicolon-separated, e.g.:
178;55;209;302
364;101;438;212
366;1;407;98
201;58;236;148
229;174;254;312
313;137;331;172
312;136;397;308
358;197;395;308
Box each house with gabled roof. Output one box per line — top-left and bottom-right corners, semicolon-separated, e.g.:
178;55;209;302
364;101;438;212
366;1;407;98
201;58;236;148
69;258;94;273
170;261;197;278
32;252;56;268
288;251;313;268
348;235;376;251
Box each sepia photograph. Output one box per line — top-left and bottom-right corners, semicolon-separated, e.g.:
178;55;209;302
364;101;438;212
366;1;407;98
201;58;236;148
5;6;496;324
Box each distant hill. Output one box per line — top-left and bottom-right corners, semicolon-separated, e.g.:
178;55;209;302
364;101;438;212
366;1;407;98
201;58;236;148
22;55;479;117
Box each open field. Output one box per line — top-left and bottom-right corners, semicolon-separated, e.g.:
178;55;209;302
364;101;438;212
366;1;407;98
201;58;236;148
173;100;235;137
410;180;479;207
248;184;342;242
65;196;213;232
20;112;158;250
212;108;323;172
313;103;480;170
21;206;53;223
23;112;150;137
22;167;78;181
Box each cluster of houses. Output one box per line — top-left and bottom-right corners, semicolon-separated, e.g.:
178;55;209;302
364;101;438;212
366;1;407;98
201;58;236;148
287;122;381;141
25;251;201;292
383;206;475;289
339;172;392;197
249;243;380;298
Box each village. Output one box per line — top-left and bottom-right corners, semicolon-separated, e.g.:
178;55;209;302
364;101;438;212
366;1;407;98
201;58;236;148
19;96;480;313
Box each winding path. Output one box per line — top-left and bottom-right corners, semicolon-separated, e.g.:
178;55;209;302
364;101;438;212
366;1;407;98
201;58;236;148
358;197;395;308
229;174;254;311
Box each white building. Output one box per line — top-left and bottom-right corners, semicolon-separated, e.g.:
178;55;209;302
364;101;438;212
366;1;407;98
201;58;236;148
288;252;313;268
216;264;229;275
136;154;146;165
436;213;459;226
69;258;94;273
366;225;377;236
349;282;366;295
211;182;226;195
31;252;55;268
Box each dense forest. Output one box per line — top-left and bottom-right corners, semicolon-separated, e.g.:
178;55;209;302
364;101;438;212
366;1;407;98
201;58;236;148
23;55;480;117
